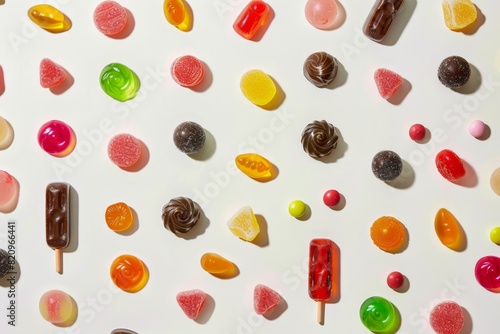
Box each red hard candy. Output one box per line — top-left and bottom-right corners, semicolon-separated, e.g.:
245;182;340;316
435;149;466;182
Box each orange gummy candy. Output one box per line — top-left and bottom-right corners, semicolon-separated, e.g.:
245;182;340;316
442;0;477;30
200;252;236;277
105;202;134;232
434;208;463;250
110;254;149;293
235;153;273;179
370;216;406;252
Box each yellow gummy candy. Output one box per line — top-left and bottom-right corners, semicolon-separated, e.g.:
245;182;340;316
235;153;273;179
28;4;70;32
240;69;276;106
442;0;477;30
227;206;260;241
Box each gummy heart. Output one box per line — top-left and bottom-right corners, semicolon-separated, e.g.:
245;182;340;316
374;68;403;99
176;289;206;319
40;58;66;88
254;284;280;315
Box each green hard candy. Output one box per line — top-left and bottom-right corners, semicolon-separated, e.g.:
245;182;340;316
359;296;400;334
100;63;140;102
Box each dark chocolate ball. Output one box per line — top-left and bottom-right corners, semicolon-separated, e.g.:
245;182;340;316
372;150;403;181
173;121;206;154
437;56;471;89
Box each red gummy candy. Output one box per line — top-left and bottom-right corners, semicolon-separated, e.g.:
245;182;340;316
435;149;466;182
171;55;205;87
429;301;464;334
254;284;280;315
40;58;66;88
93;1;128;36
374;68;403;99
107;133;142;168
176;289;206;319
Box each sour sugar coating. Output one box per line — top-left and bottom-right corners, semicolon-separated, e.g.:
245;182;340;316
370;216;406;252
371;150;403;181
38;120;76;157
429;301;464;334
304;0;338;30
162;197;201;234
173;121;206;154
435;149;466;182
39;290;76;325
110;254;149;292
105;202;134;232
233;0;270;40
164;0;192;31
301;120;339;159
374;68;403;99
240;69;276;106
359;296;400;333
490;167;500;196
171;55;205;87
254;284;281;315
100;63;140;101
200;252;235;276
434;208;463;250
107;133;142;168
474;255;500;291
437;56;470;89
46;183;71;274
227;206;260;241
93;1;128;36
0;170;20;213
303;52;339;87
442;0;477;30
0;116;14;150
40;58;66;88
0;249;10;278
28;4;70;32
235;153;273;179
363;0;404;42
176;289;207;319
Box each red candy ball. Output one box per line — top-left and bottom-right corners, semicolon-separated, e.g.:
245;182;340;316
435;149;466;182
323;189;340;207
409;123;425;141
386;271;404;289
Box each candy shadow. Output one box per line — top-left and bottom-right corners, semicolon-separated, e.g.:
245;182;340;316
414;126;431;144
387;78;411;105
457;4;485;35
252;214;269;247
66;186;79;254
393;274;410;293
326;60;348;90
115;207;139;236
475;123;491;141
0;65;5;96
455;159;478;188
0;118;14;150
296;203;311;221
263;295;288;320
122;140;149;172
261;76;285;110
190;62;212;92
454;63;481;95
188;129;216;161
387;160;415;189
176;207;210;240
195;293;215;324
0;259;21;286
379;0;417;46
250;6;274;42
316;128;347;164
460;306;473;334
327;192;346;211
109;8;135;39
50;68;74;95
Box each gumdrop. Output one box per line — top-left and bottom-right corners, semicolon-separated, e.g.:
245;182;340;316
374;68;403;99
254;284;281;315
40;58;66;88
176;289;206;319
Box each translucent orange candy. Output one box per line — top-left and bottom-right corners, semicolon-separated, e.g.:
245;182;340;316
110;254;149;293
227;206;260;241
235;153;273;179
105;202;134;232
200;252;236;277
442;0;477;30
370;216;406;252
434;208;463;250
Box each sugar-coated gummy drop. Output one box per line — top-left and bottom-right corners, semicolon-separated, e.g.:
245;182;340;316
200;252;235;275
28;4;70;32
254;284;281;315
371;150;403;181
304;0;338;29
359;296;399;333
0;171;19;214
105;202;134;232
176;289;207;319
490;167;500;196
489;227;500;245
409;123;426;141
442;0;477;30
370;216;406;252
40;58;66;88
233;0;270;40
435;149;466;182
173;121;206;154
288;200;306;218
387;271;404;290
171;55;205;87
227;206;260;241
240;69;276;106
38;120;76;157
429;301;464;334
100;63;140;102
374;68;403;99
107;133;142;168
468;119;485;138
475;255;500;291
0;116;14;150
164;0;192;31
434;208;462;250
110;254;149;292
323;189;341;207
437;56;470;89
235;153;273;179
39;290;76;325
93;1;128;36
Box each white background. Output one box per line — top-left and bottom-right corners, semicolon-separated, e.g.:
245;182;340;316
1;0;500;333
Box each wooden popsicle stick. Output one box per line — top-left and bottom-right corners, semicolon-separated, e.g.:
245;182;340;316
317;301;325;325
55;248;63;274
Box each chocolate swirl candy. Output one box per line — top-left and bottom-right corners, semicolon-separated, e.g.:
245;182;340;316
301;120;339;158
303;52;339;88
162;197;201;234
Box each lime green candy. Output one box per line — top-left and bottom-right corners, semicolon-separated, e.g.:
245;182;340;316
288;200;306;218
100;63;140;102
360;296;400;334
490;227;500;245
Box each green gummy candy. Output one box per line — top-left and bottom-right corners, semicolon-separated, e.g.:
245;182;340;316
359;296;400;334
100;63;140;102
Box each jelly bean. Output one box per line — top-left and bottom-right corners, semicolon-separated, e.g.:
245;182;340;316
371;150;403;181
39;290;77;325
437;56;470;89
0;116;14;150
28;4;71;33
363;0;403;42
301;120;339;159
435;149;466;182
490;167;500;196
173;121;206;154
374;68;403;99
370;216;406;253
254;284;281;315
386;271;404;290
171;55;205;87
323;189;341;207
409;123;426;141
434;208;463;251
490;227;500;245
176;289;206;319
475;255;500;291
233;0;270;40
100;63;140;102
110;254;149;292
162;197;201;234
303;52;339;87
227;206;260;241
304;0;338;30
164;0;192;31
240;69;276;106
38;120;76;157
93;1;128;36
442;0;477;30
107;133;142;168
200;252;235;276
468;119;485;138
359;296;400;333
235;153;273;179
288;200;306;218
430;301;464;334
105;202;134;232
0;249;9;278
40;58;66;88
0;170;19;213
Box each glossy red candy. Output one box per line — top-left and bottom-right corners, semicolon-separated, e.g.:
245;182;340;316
435;149;465;182
233;0;270;40
475;256;500;292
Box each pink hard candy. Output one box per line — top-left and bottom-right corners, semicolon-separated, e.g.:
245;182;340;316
254;284;281;315
374;68;403;99
176;289;206;319
305;0;338;29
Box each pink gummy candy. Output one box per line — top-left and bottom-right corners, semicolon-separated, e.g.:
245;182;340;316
305;0;338;29
254;284;281;315
171;55;205;87
176;289;207;319
107;133;142;168
0;170;20;213
429;301;464;334
93;1;128;36
374;68;403;99
40;58;66;88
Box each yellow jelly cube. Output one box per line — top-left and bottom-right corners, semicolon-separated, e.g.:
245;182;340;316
442;0;477;30
227;206;260;241
240;69;276;106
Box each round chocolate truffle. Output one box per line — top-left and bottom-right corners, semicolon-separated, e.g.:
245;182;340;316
0;248;10;278
372;150;403;181
437;56;471;89
303;52;339;88
162;197;201;234
173;121;206;154
301;120;339;158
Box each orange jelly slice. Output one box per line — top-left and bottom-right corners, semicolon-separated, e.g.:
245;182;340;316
370;216;406;252
434;208;463;250
200;252;236;276
442;0;477;30
110;254;149;293
105;202;134;232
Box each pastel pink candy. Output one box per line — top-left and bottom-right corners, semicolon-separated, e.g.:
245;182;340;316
93;1;128;36
374;68;403;99
107;133;142;168
429;301;464;334
39;290;76;325
176;289;206;319
305;0;338;29
254;284;280;315
0;171;19;213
